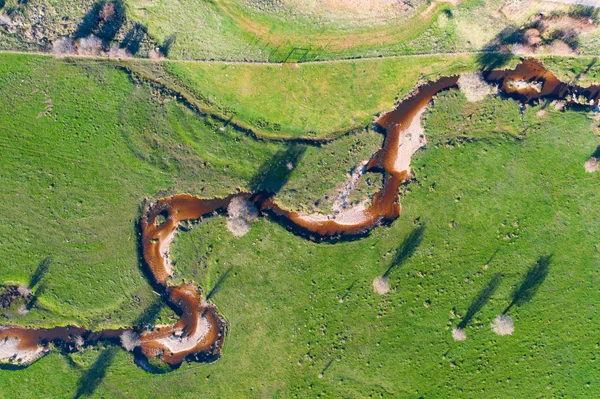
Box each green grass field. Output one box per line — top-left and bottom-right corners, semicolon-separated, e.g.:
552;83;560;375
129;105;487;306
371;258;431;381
1;51;600;398
161;55;480;138
3;0;600;62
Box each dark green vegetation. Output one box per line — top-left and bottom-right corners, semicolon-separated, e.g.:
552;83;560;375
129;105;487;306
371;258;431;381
1;52;600;397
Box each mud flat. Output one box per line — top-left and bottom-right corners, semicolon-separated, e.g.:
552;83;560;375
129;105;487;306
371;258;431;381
3;59;599;370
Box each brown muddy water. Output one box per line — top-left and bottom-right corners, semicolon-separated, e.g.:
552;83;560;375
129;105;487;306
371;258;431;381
3;59;599;370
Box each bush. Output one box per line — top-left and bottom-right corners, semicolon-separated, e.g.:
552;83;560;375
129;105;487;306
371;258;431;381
490;314;514;336
457;73;497;102
120;331;141;351
99;3;116;22
52;37;75;55
568;5;599;23
226;197;258;237
452;327;466;341
584;157;598;173
77;34;103;56
107;44;131;58
372;277;390;295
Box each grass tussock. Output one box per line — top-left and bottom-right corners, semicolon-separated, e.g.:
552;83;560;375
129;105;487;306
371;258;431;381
457;72;498;102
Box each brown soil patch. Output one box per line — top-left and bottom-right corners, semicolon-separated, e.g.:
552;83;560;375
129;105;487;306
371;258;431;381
585;157;598;173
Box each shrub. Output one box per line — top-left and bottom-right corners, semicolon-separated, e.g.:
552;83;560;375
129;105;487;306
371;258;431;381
372;277;390;295
149;49;165;60
77;34;103;56
568;5;599;23
227;197;258;237
16;285;31;297
491;314;514;335
226;217;251;237
120;331;141;351
457;73;497;102
52;37;75;55
452;327;466;341
107;44;131;58
74;335;85;349
585;157;598;173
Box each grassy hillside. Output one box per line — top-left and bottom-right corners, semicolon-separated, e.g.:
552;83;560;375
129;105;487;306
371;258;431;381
162;54;480;138
3;0;600;61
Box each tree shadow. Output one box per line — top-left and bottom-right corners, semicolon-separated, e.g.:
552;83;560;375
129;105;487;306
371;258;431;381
120;22;147;55
133;297;164;328
206;267;233;301
249;144;306;194
504;255;551;314
476;51;513;72
73;0;125;42
25;284;45;311
339;280;356;302
29;256;52;288
591;145;600;159
319;358;335;377
383;224;425;278
457;273;501;329
73;347;117;399
159;34;177;57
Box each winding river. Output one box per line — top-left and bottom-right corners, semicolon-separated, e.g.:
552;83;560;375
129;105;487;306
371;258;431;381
2;59;599;370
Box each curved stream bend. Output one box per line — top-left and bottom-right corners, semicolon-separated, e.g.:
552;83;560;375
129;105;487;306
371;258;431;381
2;59;599;370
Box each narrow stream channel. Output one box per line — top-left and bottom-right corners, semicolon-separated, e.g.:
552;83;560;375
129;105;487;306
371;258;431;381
2;59;599;370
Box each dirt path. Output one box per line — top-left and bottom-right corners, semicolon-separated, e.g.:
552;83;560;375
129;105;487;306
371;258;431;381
2;49;600;66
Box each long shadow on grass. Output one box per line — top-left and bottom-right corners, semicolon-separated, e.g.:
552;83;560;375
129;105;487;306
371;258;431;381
249;144;306;194
159;34;177;57
29;256;52;288
457;273;501;329
339;280;357;303
206;267;233;301
319;358;335;377
73;347;117;399
476;51;513;72
503;255;551;314
25;284;46;311
133;297;164;328
120;23;147;55
23;257;52;310
382;224;425;278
